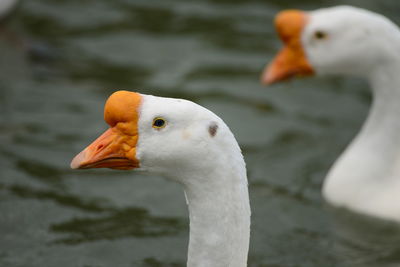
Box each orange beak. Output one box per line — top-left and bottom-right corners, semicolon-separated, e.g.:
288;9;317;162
71;91;142;170
261;10;314;85
70;127;139;170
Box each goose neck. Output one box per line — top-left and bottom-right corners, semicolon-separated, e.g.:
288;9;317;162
366;60;400;132
183;165;250;267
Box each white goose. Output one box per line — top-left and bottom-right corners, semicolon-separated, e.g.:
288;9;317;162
71;91;251;267
262;6;400;222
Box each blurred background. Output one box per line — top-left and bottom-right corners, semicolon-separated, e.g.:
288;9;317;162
1;0;400;266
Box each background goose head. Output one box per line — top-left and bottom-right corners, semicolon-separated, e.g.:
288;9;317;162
262;5;400;84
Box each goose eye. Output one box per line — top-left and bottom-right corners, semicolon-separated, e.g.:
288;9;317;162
152;117;167;129
314;30;327;40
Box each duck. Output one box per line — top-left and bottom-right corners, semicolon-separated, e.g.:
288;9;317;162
261;5;400;222
70;90;251;267
0;0;22;48
0;0;18;23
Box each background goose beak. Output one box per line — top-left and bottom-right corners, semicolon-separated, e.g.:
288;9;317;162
261;10;314;85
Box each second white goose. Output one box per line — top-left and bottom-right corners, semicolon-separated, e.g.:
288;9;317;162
262;6;400;222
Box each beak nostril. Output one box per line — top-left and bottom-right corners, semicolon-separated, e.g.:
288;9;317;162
97;144;104;151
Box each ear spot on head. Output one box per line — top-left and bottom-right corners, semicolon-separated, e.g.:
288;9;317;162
208;122;218;137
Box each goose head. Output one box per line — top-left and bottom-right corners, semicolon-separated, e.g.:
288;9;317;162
71;90;234;183
261;5;399;84
70;90;250;266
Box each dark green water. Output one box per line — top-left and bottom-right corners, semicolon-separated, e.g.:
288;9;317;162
2;0;400;266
